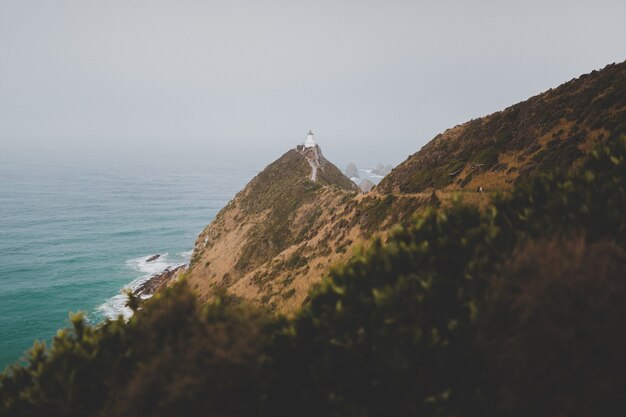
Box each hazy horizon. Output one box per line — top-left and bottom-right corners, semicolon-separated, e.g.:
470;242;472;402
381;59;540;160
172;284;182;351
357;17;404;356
2;0;626;168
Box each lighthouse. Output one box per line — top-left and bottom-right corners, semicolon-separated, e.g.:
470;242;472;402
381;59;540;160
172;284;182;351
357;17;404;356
304;130;316;148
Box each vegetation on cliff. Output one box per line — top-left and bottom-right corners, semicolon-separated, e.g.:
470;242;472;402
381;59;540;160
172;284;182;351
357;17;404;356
232;148;356;269
185;148;360;310
377;61;626;194
183;61;626;317
2;135;625;417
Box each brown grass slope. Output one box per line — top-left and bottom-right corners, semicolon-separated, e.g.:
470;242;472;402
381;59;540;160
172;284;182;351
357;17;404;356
377;60;626;194
185;149;360;309
185;148;431;313
186;61;625;314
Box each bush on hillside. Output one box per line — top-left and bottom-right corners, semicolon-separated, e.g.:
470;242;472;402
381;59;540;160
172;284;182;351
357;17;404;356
278;202;504;416
482;238;626;417
272;135;626;416
0;287;278;417
495;134;626;244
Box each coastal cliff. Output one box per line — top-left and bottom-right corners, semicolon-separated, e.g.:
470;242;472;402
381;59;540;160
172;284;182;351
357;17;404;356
185;146;359;312
184;144;434;313
182;61;626;313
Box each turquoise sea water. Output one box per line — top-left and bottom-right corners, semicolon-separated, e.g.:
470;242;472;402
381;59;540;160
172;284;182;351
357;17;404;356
0;152;259;370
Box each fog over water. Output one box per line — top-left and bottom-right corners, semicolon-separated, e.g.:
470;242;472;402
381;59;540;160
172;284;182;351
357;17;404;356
2;0;626;168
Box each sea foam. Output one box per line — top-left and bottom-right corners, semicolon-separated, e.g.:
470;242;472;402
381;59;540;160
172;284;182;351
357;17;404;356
95;253;185;320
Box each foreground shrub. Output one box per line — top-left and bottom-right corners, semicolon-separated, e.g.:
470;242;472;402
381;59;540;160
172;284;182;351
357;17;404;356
482;238;626;417
279;203;505;416
0;286;278;417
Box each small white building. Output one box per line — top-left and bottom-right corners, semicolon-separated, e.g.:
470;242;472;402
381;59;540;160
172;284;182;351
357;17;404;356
304;130;316;148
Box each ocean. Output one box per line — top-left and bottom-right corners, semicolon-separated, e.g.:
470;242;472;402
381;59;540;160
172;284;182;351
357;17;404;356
0;149;383;370
0;152;259;370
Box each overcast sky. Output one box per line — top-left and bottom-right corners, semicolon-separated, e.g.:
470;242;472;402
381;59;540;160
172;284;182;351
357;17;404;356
1;0;625;167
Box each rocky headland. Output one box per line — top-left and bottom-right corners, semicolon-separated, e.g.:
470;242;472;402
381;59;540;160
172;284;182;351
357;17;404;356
182;61;625;315
133;265;187;299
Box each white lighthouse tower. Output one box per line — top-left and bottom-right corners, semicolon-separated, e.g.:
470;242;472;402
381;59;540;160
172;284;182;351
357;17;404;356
304;130;316;148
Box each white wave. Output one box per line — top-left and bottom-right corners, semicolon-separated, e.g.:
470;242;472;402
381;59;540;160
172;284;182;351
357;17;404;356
96;292;134;321
178;250;193;260
96;253;183;320
126;253;172;276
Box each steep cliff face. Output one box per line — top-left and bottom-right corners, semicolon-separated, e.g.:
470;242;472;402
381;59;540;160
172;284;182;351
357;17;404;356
377;61;626;194
185;148;360;312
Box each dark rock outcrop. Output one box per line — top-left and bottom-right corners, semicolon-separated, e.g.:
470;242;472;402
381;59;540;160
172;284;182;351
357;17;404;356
134;265;186;298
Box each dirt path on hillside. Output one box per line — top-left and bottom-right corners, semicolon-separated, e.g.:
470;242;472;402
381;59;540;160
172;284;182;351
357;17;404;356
307;159;318;181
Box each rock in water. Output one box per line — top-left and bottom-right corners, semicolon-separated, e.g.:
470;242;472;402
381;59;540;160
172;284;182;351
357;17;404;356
372;163;391;176
345;163;359;179
359;179;375;192
134;265;186;298
146;254;160;262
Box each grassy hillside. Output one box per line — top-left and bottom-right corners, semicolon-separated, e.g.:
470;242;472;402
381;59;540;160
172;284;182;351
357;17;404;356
377;61;626;193
235;148;357;218
185;148;361;311
184;61;626;315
